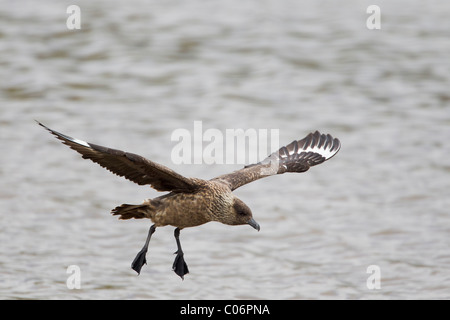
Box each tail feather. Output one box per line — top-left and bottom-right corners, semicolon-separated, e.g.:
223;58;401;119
111;204;150;220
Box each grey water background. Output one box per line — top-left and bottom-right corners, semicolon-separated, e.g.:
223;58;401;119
0;0;449;299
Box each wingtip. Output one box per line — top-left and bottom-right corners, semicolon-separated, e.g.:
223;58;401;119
36;121;92;148
36;120;49;131
327;136;341;156
298;130;341;160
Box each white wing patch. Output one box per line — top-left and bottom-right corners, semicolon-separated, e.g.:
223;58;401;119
298;138;340;160
52;130;91;148
70;137;90;148
289;131;340;160
269;131;341;173
37;121;92;148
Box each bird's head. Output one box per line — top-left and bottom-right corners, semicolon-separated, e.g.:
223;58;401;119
225;197;260;231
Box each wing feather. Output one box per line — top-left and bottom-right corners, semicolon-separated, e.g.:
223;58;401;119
212;131;340;190
38;121;200;193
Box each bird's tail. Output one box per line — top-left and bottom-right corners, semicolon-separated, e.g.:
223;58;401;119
111;203;153;220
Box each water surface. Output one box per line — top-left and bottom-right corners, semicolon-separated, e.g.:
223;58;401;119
0;0;449;299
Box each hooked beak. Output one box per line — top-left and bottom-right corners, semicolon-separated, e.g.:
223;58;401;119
247;218;260;231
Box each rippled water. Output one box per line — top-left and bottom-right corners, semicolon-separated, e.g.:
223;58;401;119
1;0;449;299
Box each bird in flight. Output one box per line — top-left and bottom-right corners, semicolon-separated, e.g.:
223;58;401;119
37;121;340;279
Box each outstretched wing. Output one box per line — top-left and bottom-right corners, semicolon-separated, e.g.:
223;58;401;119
212;131;341;191
38;121;200;193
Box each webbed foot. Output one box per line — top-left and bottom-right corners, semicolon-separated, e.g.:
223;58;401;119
172;250;189;279
131;247;147;274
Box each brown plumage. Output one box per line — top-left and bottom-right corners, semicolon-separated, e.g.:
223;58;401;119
38;121;340;279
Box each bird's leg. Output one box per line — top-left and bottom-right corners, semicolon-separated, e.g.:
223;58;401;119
172;228;189;280
131;224;156;275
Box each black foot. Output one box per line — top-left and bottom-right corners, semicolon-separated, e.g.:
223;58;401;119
172;251;189;280
131;247;147;275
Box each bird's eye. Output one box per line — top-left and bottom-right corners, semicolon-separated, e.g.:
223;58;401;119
238;210;247;216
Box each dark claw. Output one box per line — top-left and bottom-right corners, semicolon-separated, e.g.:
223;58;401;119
172;252;189;280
